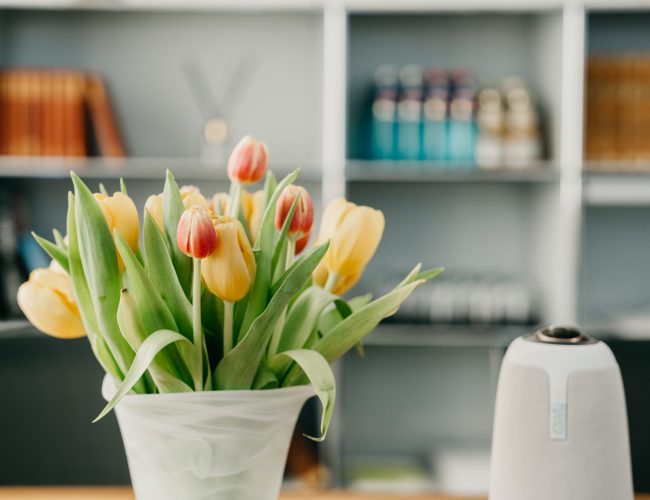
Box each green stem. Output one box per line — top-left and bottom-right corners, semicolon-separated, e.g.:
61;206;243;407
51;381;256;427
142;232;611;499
267;238;296;359
223;301;234;354
192;257;203;391
324;272;338;293
228;182;241;219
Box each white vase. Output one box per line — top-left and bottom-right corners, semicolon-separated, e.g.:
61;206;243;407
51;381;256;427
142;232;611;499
102;376;315;500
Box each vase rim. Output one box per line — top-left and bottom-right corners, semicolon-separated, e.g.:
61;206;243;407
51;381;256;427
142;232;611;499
102;375;315;403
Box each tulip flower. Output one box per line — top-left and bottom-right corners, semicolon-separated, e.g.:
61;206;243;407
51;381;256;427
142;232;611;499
227;135;269;186
144;194;164;232
202;216;255;354
180;186;210;211
176;205;218;389
201;216;255;303
176;206;218;259
94;192;139;253
17;262;85;339
313;198;384;295
274;185;314;241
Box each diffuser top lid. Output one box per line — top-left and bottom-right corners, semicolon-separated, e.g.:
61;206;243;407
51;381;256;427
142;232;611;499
529;325;597;345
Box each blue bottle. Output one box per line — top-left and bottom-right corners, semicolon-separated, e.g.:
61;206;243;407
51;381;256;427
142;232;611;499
422;69;449;163
396;65;424;161
370;65;398;160
448;71;478;167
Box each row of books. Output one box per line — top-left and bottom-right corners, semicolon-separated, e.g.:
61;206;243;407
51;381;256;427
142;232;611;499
585;56;650;169
0;69;125;158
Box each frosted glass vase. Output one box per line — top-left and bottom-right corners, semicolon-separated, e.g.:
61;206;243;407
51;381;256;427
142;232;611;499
102;376;314;500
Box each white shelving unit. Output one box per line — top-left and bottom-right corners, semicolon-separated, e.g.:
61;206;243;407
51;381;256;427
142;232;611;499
3;0;650;490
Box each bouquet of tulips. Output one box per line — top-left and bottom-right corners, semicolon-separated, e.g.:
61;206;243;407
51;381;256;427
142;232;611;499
17;136;442;439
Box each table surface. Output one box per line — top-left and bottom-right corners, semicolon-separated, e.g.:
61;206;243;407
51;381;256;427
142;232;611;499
0;489;648;500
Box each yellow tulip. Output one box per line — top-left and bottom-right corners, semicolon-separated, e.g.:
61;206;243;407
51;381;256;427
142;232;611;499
313;198;384;295
17;262;85;339
144;193;164;232
201;216;256;302
211;190;253;220
94;192;139;253
247;190;266;243
182;191;210;211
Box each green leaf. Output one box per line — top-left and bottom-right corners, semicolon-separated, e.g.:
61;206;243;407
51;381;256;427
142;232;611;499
284;270;440;386
400;266;444;287
120;178;127;195
94;329;195;422
32;232;69;273
215;241;328;390
279;349;334;442
239;171;301;339
252;364;279;390
117;289;192;393
268;286;337;377
114;231;197;388
163;170;192;297
317;294;372;336
71;172;134;377
143;211;193;339
52;229;66;250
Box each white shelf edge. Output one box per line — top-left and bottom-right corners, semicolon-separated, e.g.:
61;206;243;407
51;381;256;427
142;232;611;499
346;160;560;183
0;156;322;182
0;0;324;12
583;174;650;206
345;0;564;13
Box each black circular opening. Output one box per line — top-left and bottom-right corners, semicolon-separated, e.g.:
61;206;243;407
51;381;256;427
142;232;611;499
543;326;582;340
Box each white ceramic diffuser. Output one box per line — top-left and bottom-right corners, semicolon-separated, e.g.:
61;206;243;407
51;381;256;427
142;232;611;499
489;325;634;500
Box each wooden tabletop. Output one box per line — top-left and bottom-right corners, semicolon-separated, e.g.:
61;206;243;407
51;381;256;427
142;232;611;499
0;489;647;500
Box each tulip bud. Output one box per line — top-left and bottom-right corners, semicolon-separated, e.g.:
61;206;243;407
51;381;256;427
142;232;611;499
176;206;218;259
144;193;164;232
227;135;269;185
313;198;384;295
274;185;314;240
201;216;255;302
94;191;139;253
17;262;85;339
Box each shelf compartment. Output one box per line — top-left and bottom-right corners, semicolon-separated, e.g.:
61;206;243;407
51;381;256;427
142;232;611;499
0;9;323;163
583;173;650;206
346;11;563;164
346;160;559;183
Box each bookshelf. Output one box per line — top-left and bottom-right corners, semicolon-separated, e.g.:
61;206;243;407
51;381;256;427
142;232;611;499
3;0;650;493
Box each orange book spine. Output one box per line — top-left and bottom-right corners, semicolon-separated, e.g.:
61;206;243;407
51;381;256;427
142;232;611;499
63;71;86;157
86;74;125;158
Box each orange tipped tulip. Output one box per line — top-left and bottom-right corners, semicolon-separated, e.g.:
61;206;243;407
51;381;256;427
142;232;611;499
227;135;268;185
177;206;218;259
274;185;314;240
